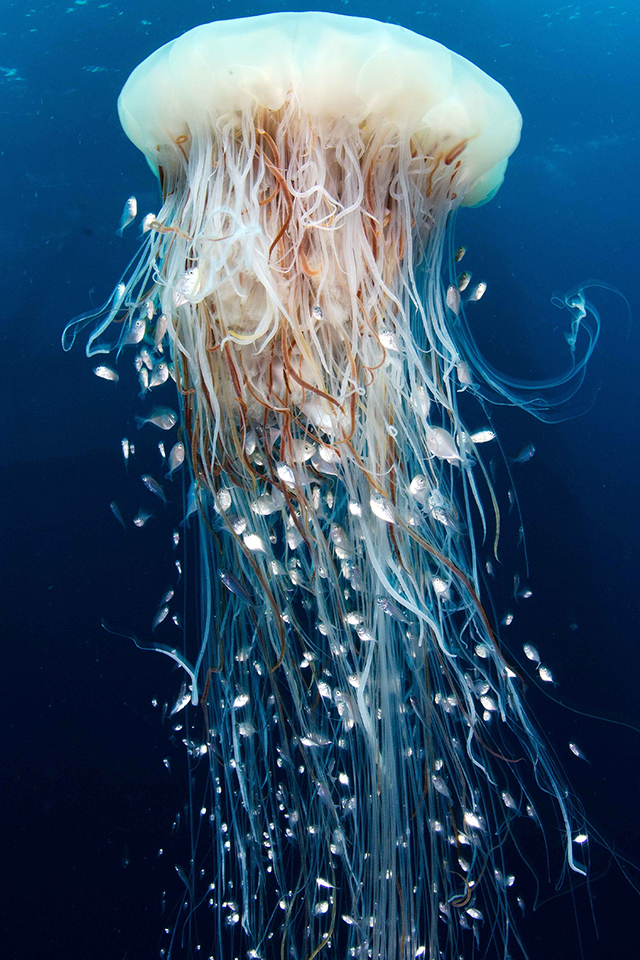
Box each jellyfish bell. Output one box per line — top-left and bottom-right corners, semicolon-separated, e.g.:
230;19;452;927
112;12;521;473
118;13;521;198
65;12;594;960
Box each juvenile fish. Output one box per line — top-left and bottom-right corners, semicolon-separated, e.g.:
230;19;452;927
141;474;167;504
219;570;256;606
135;406;178;431
116;195;137;236
94;365;119;382
165;442;185;479
109;501;126;527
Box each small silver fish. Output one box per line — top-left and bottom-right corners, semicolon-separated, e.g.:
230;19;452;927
135;407;178;431
457;271;472;292
470;428;495;444
93;365;119;382
446;285;461;316
116;196;137;236
148;361;169;389
139;347;153;370
173;267;199;307
455;245;467;262
123;316;146;346
538;665;556;684
170;682;191;716
141;474;167;503
153;314;168;352
166;442;185;479
467;281;487;302
121;438;130;465
369;494;396;524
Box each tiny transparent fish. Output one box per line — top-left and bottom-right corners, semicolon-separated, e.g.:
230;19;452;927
455;245;467;262
117;195;137;236
170;683;191;716
523;643;540;664
457;271;472;291
219;570;255;606
138;367;149;395
569;742;589;762
431;775;451;799
183;481;198;523
109;501;126;527
376;596;410;623
512;444;536;464
141;474;167;503
121;438;130;465
153;606;170;630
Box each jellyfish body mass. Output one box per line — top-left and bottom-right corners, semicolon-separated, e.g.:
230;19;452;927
66;13;589;960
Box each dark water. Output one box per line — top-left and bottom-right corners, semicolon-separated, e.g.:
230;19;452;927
1;1;639;958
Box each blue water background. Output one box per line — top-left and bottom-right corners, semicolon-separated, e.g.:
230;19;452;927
1;1;638;957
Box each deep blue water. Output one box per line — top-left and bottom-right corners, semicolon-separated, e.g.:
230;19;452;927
1;1;639;958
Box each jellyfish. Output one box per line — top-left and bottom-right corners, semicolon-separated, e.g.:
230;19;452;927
64;12;592;960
